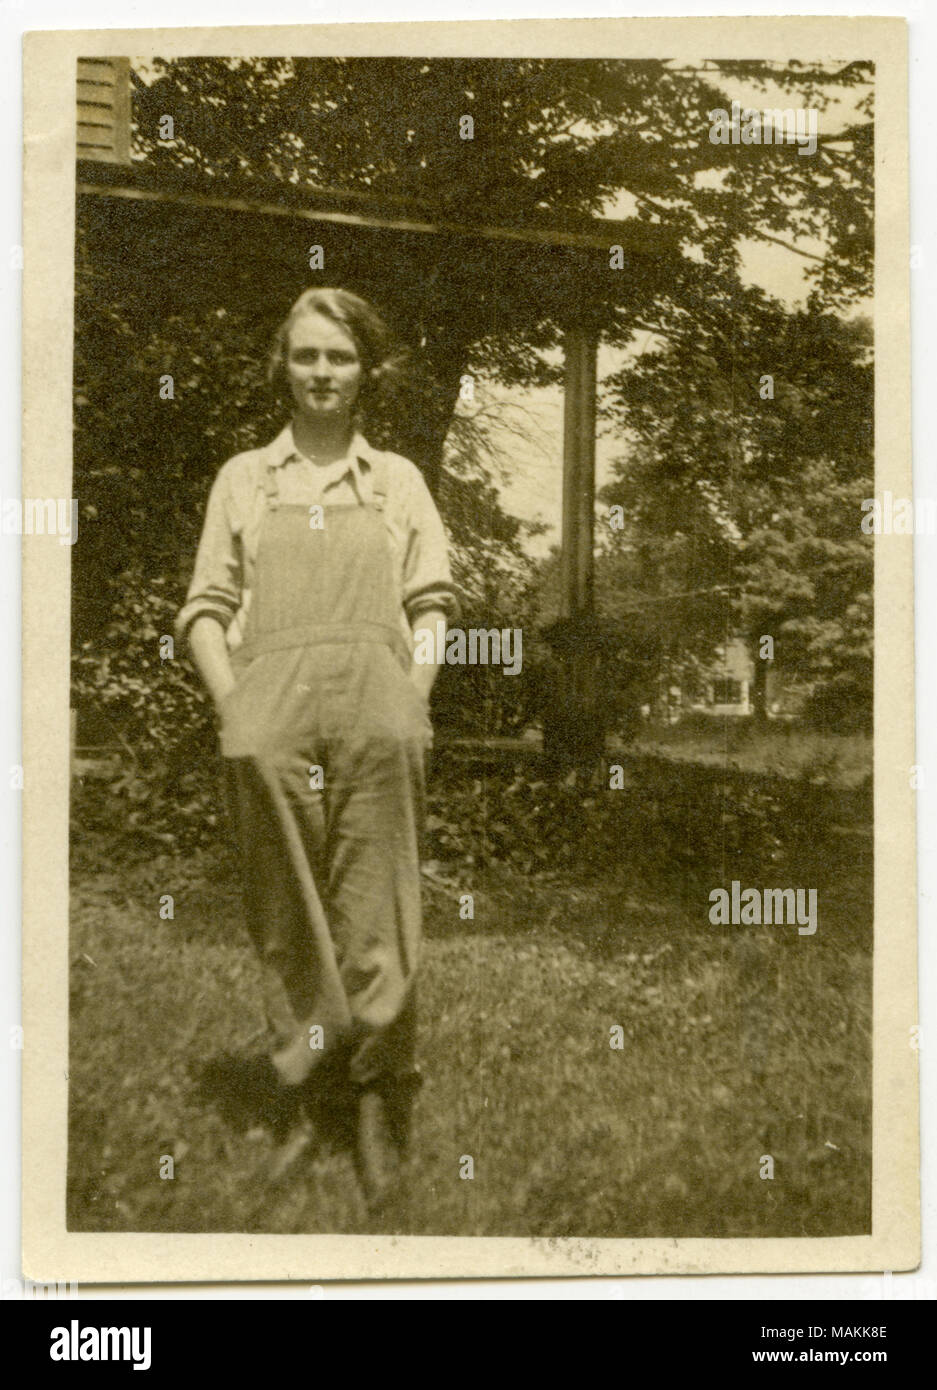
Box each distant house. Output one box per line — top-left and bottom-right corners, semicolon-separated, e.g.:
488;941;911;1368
704;637;753;715
687;638;808;720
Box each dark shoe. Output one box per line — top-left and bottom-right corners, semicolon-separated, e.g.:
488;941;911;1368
198;1052;303;1140
355;1087;403;1211
382;1067;422;1149
299;1048;357;1151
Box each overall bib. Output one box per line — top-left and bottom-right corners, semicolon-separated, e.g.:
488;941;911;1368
219;458;431;1091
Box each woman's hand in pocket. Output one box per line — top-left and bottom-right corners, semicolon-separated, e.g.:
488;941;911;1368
408;668;434;707
408;608;446;707
213;679;238;720
405;667;434;749
189;616;238;721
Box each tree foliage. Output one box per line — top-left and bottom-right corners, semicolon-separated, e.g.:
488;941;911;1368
74;55;876;777
131;57;874;352
599;309;873;724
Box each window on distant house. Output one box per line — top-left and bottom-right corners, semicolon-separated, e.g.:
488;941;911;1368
712;677;742;704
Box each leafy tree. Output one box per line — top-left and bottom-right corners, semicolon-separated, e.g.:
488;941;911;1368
733;460;873;730
126;56;874;484
74;55;877;774
600;308;873;726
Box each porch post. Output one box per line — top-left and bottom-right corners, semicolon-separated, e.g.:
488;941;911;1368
560;323;597;620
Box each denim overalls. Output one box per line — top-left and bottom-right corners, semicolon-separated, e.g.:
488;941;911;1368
219;454;431;1091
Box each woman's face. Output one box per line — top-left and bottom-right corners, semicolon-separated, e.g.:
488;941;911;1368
285;311;364;424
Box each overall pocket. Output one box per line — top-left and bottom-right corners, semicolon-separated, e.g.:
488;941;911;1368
217;654;261;729
380;644;434;745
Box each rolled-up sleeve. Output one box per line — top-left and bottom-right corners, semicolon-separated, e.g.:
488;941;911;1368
400;465;461;627
175;463;244;647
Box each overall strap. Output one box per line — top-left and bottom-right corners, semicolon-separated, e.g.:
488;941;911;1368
263;461;281;509
258;450;383;511
261;445;387;511
367;454;389;513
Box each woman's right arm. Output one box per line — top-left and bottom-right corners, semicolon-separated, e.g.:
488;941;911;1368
188;615;237;712
175;459;247;712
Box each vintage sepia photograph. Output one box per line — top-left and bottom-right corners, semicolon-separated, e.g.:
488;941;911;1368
20;18;917;1282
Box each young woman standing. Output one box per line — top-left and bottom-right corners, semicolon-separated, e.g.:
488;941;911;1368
177;288;458;1205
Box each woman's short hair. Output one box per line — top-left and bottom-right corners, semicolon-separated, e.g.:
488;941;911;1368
266;287;400;416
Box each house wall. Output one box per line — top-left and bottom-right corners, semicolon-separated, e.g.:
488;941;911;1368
77;57;131;165
706;636;753;716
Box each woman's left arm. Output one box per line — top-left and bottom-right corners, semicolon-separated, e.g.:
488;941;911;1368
399;462;460;705
409;607;448;702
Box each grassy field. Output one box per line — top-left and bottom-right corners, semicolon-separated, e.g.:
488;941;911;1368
67;792;872;1238
629;718;871;787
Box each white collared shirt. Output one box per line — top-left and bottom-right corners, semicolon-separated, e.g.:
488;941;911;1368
175;424;460;653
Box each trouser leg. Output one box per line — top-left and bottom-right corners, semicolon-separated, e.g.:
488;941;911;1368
219;643;428;1097
324;730;426;1087
223;754;353;1085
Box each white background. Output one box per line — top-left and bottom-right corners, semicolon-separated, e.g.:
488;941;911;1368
1;0;933;1301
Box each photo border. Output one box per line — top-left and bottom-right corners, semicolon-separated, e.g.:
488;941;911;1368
21;15;918;1282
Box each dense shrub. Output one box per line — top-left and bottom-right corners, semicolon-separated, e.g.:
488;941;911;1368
421;749;869;889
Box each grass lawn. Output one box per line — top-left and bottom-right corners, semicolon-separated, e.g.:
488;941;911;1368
67;827;872;1238
630;719;871;787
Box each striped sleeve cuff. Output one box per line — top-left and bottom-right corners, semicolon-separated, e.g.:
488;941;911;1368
404;583;462;627
174;598;238;650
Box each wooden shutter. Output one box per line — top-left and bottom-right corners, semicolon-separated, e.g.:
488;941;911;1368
76;57;131;164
